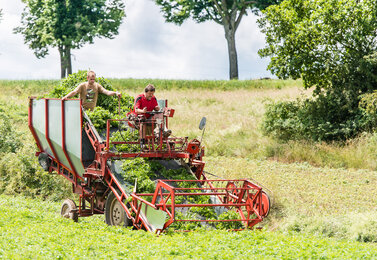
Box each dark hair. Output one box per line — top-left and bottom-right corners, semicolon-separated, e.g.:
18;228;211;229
144;84;155;93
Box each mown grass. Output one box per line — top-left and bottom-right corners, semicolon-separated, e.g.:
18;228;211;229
205;157;377;241
1;78;377;245
1;195;376;259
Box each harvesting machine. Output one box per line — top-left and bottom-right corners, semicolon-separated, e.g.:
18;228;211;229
28;97;270;233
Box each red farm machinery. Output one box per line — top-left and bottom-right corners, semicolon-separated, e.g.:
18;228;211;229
28;97;270;233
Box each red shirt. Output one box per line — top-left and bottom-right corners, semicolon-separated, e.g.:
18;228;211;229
134;93;158;118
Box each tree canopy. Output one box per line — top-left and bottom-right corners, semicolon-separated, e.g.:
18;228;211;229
258;0;377;95
155;0;280;80
258;0;377;141
15;0;125;78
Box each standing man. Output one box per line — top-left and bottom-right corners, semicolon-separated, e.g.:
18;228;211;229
62;70;121;110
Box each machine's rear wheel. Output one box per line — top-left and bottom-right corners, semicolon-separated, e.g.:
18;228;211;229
105;191;131;226
256;191;271;218
61;199;78;222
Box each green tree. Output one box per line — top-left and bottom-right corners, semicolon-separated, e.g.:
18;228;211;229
258;0;377;95
258;0;377;141
14;0;125;78
155;0;280;80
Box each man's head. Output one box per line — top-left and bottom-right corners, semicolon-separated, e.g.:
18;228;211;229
87;71;96;84
144;84;155;100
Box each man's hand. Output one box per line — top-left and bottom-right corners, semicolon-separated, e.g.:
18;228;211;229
116;91;121;98
154;106;160;111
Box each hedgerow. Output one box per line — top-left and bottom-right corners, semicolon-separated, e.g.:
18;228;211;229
262;93;377;142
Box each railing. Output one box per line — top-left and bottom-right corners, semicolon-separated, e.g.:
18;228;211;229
131;179;270;232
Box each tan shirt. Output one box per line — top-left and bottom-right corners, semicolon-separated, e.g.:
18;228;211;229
74;82;106;110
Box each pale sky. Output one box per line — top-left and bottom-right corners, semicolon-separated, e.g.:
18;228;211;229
0;0;272;80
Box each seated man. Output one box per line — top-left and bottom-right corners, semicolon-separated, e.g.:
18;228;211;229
134;84;171;146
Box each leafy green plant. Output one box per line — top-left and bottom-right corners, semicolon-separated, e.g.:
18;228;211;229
0;114;22;153
120;158;157;193
109;129;139;152
86;106;113;129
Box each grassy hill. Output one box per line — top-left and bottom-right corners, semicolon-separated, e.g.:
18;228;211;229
0;78;377;257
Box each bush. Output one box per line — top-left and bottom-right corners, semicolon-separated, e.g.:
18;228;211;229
0;142;71;201
0;100;71;200
358;91;377;131
262;92;377;142
0;104;22;153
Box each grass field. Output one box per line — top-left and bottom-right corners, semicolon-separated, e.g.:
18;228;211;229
1;195;376;259
1;78;377;257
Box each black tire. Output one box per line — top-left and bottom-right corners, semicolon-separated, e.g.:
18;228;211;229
61;199;78;222
105;191;131;226
38;152;51;171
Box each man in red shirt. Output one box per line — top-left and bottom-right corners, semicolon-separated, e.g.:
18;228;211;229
134;84;160;117
134;84;171;147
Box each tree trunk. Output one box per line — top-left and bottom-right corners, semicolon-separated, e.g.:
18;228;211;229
59;46;66;78
58;45;72;78
66;47;72;75
224;25;239;80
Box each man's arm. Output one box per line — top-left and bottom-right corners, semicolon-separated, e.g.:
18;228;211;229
98;84;121;98
62;84;82;100
135;107;147;114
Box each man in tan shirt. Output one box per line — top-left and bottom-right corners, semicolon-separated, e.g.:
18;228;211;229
62;70;121;110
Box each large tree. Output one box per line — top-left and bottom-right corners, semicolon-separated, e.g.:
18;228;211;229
155;0;280;80
15;0;125;78
258;0;377;95
258;0;377;141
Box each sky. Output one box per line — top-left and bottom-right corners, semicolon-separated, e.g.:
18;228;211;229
0;0;272;80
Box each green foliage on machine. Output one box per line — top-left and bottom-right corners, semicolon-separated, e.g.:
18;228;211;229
109;130;139;153
120;158;158;194
120;158;244;230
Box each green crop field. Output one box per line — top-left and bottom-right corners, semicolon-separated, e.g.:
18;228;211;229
1;78;377;258
1;195;376;259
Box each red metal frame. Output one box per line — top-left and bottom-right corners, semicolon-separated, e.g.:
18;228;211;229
28;97;270;233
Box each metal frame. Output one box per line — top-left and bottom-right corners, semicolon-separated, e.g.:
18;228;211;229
28;97;270;233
